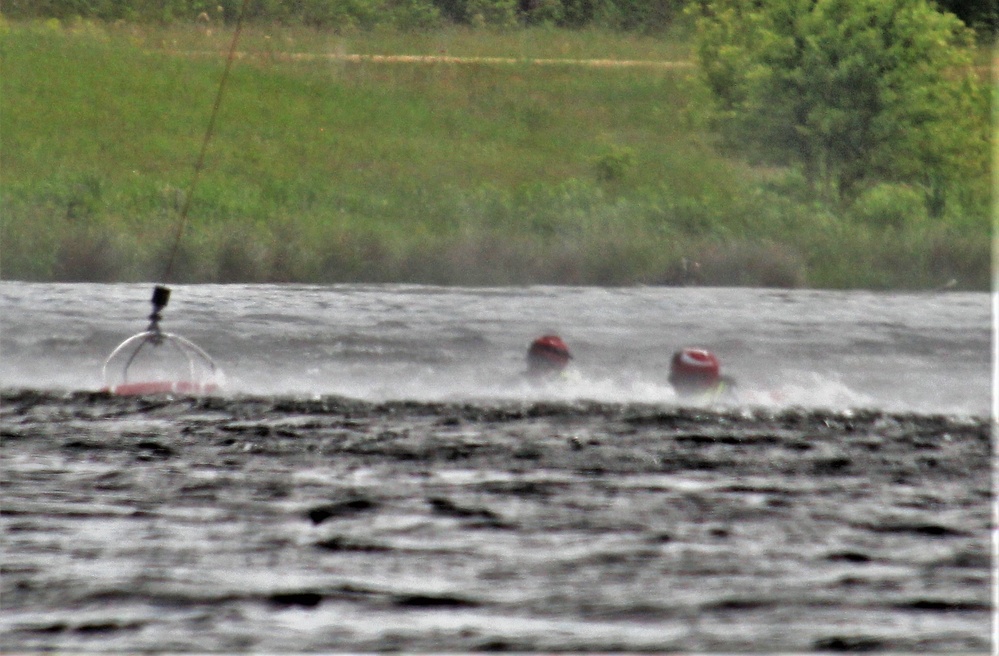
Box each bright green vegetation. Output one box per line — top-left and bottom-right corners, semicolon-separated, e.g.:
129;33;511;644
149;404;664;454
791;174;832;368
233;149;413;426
1;18;991;288
693;0;990;212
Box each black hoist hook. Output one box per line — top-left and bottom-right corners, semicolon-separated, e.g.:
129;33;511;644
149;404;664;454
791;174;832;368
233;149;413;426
147;285;171;340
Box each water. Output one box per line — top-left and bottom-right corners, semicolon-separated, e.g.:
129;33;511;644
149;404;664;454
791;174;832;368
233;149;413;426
0;282;991;414
1;282;993;652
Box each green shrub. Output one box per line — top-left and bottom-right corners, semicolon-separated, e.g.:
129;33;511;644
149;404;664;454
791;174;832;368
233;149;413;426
849;183;929;231
53;221;130;282
592;144;635;182
520;0;564;26
694;240;807;288
466;0;518;28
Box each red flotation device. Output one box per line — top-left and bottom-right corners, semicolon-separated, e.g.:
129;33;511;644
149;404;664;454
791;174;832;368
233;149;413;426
526;334;573;376
105;380;220;396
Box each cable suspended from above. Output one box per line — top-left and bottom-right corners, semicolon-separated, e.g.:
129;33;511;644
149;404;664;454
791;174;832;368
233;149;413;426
102;0;250;396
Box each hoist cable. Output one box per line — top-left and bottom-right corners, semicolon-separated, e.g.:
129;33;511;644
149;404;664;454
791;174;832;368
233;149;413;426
161;0;252;283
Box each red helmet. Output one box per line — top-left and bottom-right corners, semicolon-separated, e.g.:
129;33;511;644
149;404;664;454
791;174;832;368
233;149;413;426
527;335;572;374
669;348;720;393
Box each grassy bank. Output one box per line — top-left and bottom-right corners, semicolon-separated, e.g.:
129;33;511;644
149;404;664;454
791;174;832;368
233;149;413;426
1;19;990;289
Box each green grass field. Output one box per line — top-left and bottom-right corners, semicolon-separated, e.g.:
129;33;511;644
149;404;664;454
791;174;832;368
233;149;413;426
0;18;990;288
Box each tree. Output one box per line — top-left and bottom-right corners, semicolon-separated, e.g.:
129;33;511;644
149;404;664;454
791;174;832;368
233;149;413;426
690;0;990;211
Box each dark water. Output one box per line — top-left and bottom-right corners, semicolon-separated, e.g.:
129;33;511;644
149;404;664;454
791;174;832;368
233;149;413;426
0;283;994;652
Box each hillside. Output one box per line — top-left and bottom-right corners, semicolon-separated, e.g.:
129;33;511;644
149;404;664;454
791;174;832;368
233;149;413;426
0;19;989;288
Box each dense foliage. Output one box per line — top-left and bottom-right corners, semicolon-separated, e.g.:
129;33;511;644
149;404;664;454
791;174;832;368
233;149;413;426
3;0;688;31
6;0;996;34
690;0;991;218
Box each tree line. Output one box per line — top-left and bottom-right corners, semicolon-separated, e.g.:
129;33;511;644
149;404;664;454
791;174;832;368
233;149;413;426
4;0;996;35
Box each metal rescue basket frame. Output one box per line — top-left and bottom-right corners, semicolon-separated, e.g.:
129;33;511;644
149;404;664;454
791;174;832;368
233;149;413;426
102;286;222;395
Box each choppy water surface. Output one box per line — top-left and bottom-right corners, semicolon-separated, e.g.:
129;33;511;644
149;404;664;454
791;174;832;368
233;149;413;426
0;283;994;652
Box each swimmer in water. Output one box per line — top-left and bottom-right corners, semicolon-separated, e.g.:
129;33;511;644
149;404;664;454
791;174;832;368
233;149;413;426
668;347;737;404
525;334;574;381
